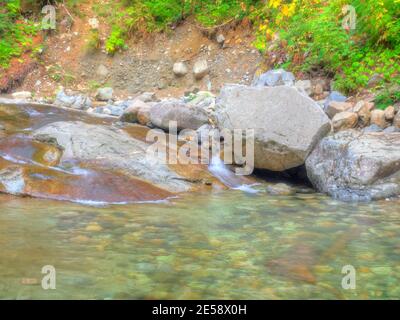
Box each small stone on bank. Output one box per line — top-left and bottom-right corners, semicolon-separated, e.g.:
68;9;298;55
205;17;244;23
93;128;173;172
216;34;225;45
384;106;395;121
173;62;188;77
325;101;353;119
12;91;32;100
332;111;358;132
370;109;388;128
95;87;114;102
193;59;209;80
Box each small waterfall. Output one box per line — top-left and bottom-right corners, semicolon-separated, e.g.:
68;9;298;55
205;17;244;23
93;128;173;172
208;156;259;194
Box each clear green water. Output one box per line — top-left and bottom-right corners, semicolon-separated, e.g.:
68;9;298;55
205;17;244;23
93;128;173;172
1;191;399;300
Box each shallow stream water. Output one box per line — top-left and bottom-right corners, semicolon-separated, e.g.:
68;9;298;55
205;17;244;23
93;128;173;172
0;103;399;299
1;191;400;299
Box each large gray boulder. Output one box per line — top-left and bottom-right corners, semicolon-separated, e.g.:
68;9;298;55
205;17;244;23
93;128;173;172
306;130;400;201
214;84;331;171
150;100;209;131
33;121;191;192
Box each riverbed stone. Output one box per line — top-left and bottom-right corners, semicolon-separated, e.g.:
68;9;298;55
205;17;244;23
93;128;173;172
266;183;295;196
352;100;371;126
370;109;388;128
120;99;149;123
136;92;157;103
54;89;92;110
326;101;353;119
214;84;331;171
95;87;114;101
295;80;312;96
323;91;347;109
0;166;25;195
137;104;152;126
383;126;400;133
252;69;295;87
363;124;383;133
385;106;395;121
306;130;400;201
332;112;358;132
150;99;209;131
311;79;327;96
394;112;400;128
110;105;126;116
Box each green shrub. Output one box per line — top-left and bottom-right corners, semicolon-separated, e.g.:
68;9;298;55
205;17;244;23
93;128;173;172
375;86;400;110
195;0;256;27
105;27;127;55
254;0;400;94
104;0;261;54
0;0;38;68
86;29;101;52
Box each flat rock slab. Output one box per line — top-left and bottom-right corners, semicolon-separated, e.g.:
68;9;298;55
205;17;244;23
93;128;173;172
33;121;191;193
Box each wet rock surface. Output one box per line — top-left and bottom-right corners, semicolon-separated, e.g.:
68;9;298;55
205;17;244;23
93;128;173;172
33;121;192;193
0;103;228;203
119;99;150;123
0;157;173;204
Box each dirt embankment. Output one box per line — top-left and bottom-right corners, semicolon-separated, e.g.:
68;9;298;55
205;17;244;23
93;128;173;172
11;2;262;100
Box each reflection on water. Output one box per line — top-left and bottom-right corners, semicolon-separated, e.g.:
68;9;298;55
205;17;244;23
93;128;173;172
0;191;399;300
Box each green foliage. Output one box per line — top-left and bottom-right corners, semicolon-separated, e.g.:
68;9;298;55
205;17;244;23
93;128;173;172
194;0;256;27
0;0;38;68
88;80;103;90
375;86;400;110
2;0;398;97
105;27;128;55
102;1;156;54
144;0;184;28
254;0;400;94
103;0;261;54
86;29;101;52
48;64;76;86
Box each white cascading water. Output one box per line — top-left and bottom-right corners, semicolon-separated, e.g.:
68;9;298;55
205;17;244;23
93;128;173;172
208;156;259;194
